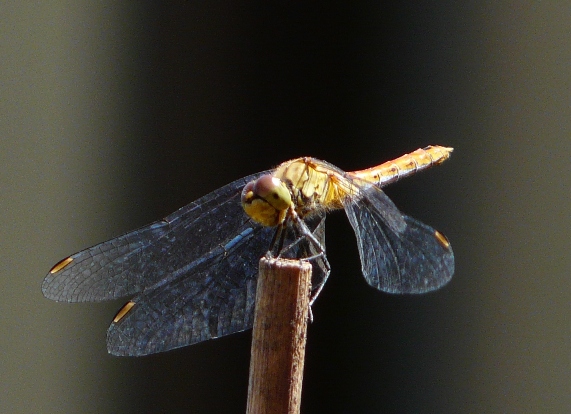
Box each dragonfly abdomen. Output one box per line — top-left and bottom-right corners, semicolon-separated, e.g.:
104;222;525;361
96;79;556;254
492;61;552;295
349;146;453;187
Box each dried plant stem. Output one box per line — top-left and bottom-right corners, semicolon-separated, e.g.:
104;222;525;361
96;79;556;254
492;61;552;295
246;257;312;414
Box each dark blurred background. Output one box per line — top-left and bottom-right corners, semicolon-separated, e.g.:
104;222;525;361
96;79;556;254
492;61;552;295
2;2;570;413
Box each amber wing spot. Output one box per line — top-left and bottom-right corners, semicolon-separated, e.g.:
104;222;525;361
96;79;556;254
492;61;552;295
113;301;136;323
49;257;73;274
434;230;451;249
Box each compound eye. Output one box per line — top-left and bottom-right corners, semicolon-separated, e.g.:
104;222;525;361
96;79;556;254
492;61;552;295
241;181;255;205
253;175;292;211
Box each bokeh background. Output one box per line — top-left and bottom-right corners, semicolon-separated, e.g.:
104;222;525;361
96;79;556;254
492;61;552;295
2;2;570;413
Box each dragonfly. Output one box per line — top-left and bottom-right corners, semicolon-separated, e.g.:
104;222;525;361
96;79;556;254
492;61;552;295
43;145;454;356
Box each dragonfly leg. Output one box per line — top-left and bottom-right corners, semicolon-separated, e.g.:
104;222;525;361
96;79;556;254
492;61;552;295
267;222;288;258
289;210;326;255
287;211;331;306
270;209;331;317
276;213;327;264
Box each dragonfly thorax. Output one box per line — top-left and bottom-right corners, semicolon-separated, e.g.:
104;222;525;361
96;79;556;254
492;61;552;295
273;157;356;211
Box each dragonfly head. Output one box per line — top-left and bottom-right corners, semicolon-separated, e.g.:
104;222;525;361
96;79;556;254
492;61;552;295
241;175;292;227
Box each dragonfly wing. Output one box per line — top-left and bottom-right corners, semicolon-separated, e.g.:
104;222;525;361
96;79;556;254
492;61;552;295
356;183;406;234
343;186;454;294
106;225;274;356
42;171;270;302
106;215;328;356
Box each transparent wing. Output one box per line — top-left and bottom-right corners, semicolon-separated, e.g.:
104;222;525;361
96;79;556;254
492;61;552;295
42;171;270;302
106;225;269;356
106;214;327;356
343;185;454;294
